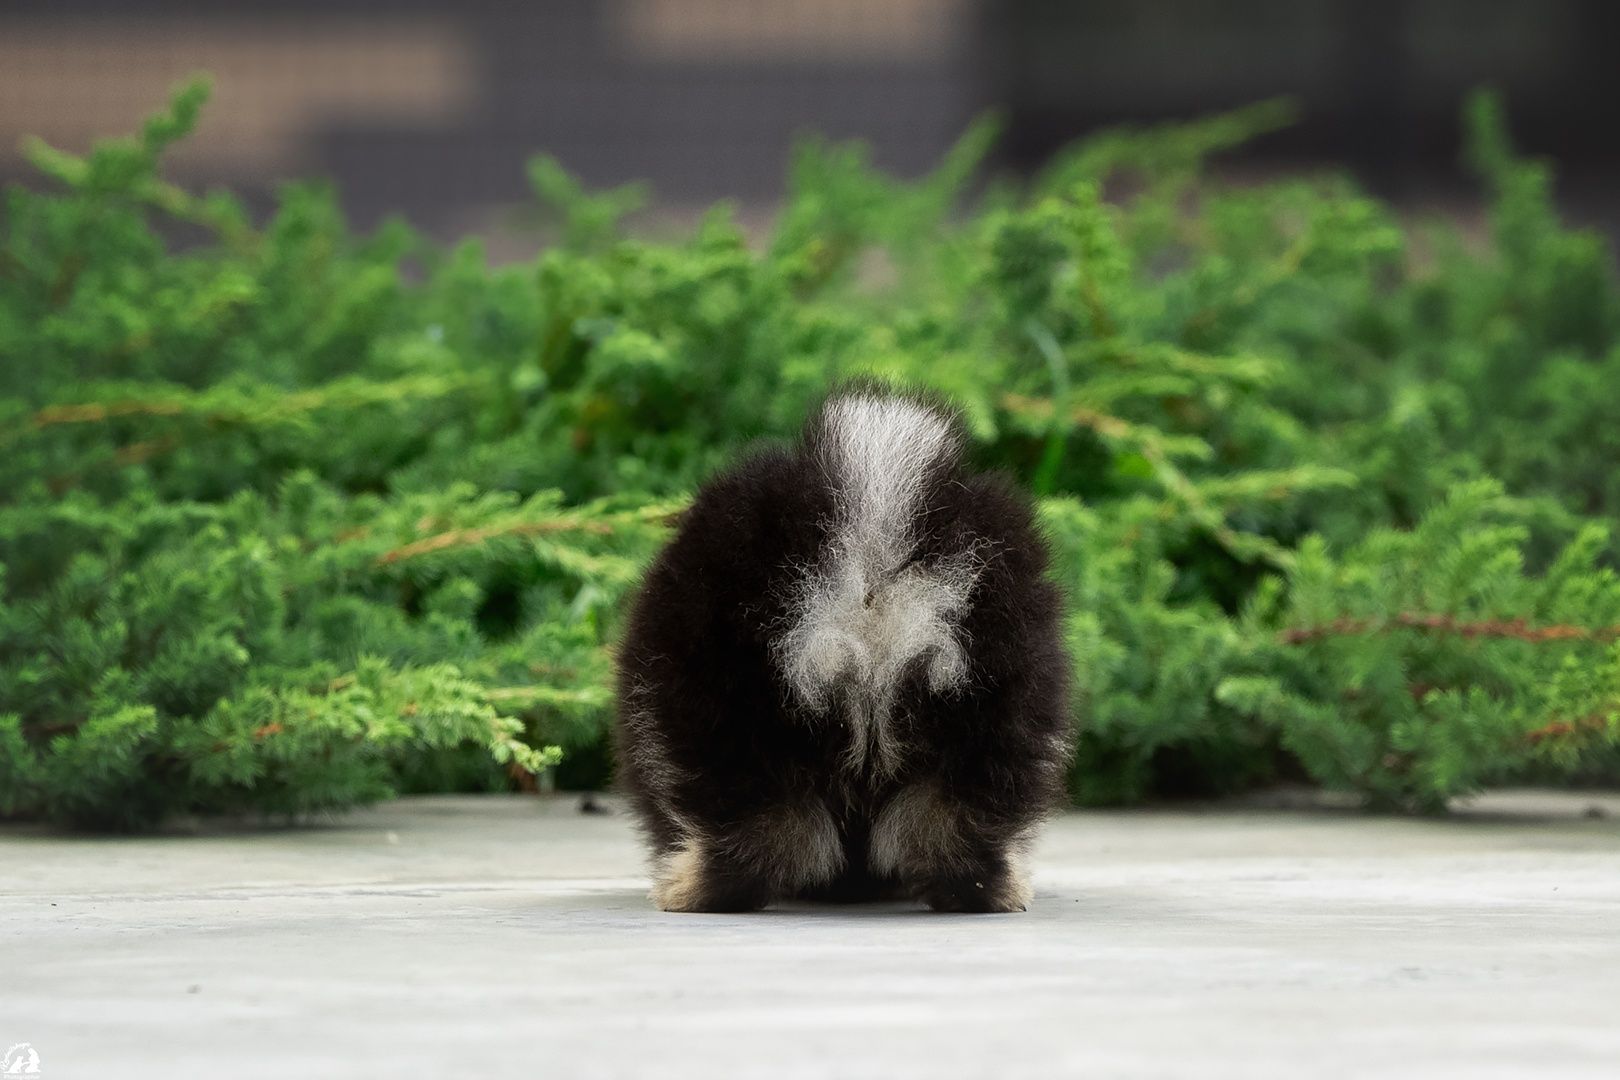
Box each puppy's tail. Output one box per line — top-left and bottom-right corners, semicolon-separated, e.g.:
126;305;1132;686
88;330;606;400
806;386;964;577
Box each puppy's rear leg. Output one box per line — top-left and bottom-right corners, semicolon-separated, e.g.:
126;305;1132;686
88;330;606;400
651;800;846;913
869;785;1033;914
651;835;773;913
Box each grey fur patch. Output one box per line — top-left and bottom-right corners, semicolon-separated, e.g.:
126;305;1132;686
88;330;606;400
868;783;967;876
728;800;845;890
774;392;981;773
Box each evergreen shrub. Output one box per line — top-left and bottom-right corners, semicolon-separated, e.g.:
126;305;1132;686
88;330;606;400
3;79;1616;826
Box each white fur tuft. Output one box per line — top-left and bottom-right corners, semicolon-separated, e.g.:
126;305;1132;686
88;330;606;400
774;391;981;773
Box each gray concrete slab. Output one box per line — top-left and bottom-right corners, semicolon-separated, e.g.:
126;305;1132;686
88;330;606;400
3;791;1619;1079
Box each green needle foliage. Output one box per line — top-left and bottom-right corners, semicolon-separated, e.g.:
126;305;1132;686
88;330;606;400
3;77;1617;827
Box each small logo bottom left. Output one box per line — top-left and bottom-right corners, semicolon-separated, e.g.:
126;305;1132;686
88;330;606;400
2;1044;41;1076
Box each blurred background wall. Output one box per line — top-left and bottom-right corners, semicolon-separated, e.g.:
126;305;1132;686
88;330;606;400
4;0;1618;241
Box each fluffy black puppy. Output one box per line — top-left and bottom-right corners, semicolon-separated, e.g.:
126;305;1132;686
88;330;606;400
615;383;1072;913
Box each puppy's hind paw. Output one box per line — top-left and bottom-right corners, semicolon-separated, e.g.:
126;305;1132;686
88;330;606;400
918;870;1032;914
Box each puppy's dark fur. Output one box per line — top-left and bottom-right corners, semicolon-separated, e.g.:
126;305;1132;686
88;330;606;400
615;384;1072;912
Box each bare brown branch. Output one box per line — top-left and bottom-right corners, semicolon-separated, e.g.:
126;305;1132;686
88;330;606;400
1281;613;1620;646
375;519;616;565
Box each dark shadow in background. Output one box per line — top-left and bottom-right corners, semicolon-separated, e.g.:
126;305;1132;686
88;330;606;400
2;0;1618;236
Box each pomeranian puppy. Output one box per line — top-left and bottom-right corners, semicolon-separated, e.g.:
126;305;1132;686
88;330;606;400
615;382;1072;912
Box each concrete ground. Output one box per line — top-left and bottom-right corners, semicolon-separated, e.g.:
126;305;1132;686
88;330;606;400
3;791;1618;1080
